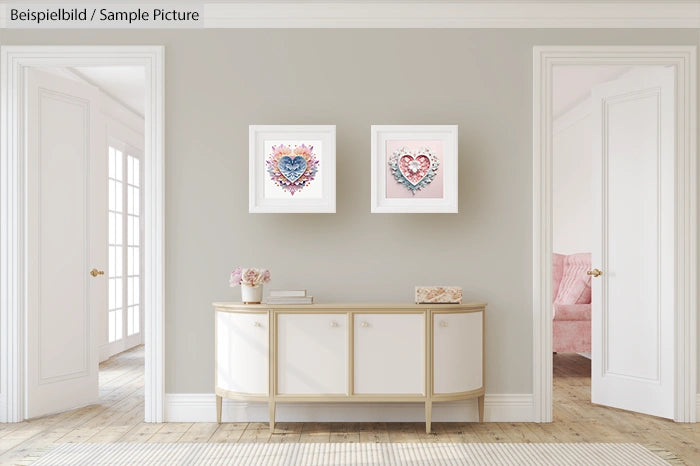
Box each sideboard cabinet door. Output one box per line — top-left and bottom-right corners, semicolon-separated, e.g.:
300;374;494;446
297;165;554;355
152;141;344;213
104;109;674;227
277;313;347;395
216;311;268;394
433;311;483;394
354;313;424;394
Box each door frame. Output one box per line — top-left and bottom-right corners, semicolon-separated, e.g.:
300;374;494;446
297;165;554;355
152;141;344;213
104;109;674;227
0;46;165;423
532;46;697;422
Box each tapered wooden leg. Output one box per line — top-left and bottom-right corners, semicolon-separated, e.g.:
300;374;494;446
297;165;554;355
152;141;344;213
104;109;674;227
269;401;276;432
425;400;432;434
478;395;485;422
216;395;222;424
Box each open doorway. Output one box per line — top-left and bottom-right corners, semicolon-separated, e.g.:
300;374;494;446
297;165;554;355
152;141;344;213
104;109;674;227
551;65;632;414
24;65;145;419
0;46;164;424
533;46;697;423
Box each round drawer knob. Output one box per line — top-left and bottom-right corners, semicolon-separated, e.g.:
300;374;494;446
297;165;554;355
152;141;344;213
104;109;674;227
253;321;261;327
330;321;338;328
440;321;448;327
361;321;369;328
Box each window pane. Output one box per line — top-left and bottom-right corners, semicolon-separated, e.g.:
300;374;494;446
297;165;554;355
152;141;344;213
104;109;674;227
115;213;123;245
127;186;134;214
128;156;134;185
127;277;134;306
115;246;122;277
134;188;140;216
108;246;115;277
133;158;140;187
109;147;115;179
115;181;123;213
133;217;140;246
133;277;139;304
108;213;115;245
109;311;115;343
134;307;140;334
115;278;122;309
108;278;115;310
108;179;115;211
132;247;140;276
127;216;134;245
115;150;123;181
115;308;122;341
127;307;133;336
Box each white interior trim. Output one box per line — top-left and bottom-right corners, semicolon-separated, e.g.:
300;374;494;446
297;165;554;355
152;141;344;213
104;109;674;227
532;46;697;423
0;45;165;423
202;2;700;29
165;393;534;423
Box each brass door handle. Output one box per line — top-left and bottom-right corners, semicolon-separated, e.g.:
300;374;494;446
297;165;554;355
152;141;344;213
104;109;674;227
587;268;603;277
90;268;105;277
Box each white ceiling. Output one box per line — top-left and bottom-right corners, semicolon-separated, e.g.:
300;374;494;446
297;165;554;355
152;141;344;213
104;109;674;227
552;65;631;118
71;66;145;117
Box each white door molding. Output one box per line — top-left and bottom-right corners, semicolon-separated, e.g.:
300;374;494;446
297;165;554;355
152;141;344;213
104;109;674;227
0;45;165;423
532;46;697;422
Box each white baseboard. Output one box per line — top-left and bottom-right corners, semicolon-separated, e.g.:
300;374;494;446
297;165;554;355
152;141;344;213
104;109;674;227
696;394;700;422
165;393;534;423
0;395;6;423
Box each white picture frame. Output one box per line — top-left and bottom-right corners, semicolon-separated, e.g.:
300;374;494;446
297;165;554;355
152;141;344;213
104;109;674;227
371;125;458;213
249;125;336;213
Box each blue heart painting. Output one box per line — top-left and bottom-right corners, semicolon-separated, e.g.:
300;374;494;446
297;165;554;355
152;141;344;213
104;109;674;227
278;156;307;183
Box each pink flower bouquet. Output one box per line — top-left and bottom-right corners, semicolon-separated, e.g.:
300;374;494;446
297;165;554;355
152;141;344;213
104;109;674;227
229;267;271;288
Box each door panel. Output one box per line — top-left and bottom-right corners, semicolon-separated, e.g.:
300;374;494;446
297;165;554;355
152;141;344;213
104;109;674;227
26;69;102;418
591;66;674;418
354;313;424;394
433;312;482;394
277;313;346;395
216;312;268;394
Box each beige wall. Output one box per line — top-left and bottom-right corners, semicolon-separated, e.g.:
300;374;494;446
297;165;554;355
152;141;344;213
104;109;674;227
1;29;698;395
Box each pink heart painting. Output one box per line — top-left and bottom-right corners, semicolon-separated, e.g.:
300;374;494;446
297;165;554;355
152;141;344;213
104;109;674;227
398;153;432;186
388;146;440;195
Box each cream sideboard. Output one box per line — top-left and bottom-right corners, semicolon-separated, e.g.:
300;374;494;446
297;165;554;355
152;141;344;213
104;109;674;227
213;302;486;433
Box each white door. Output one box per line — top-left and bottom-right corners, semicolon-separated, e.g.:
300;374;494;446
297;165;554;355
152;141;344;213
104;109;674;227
354;313;424;394
590;66;674;419
277;314;346;395
26;69;105;418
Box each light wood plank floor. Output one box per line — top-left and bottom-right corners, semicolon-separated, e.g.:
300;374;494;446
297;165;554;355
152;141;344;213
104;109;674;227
0;347;697;465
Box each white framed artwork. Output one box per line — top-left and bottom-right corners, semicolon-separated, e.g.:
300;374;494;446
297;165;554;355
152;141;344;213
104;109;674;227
371;125;458;213
249;125;336;213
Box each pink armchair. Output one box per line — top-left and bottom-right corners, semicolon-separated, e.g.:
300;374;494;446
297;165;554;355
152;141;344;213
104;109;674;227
552;253;591;353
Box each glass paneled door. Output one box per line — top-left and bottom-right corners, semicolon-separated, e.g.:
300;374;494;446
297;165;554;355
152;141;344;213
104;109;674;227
107;141;143;357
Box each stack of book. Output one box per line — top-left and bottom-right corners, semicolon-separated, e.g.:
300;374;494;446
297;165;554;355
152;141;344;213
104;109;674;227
264;290;314;305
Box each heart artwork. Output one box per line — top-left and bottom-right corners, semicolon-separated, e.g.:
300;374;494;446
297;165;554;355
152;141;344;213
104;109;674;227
266;143;319;196
388;147;439;194
278;156;307;183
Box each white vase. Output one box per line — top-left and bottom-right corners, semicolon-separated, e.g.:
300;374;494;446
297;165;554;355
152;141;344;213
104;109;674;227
241;285;263;304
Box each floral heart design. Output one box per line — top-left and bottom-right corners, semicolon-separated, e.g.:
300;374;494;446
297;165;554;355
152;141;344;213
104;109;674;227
398;154;432;186
277;156;307;183
388;147;440;195
266;144;319;196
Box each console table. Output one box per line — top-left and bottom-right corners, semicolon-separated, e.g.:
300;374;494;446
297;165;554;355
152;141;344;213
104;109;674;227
213;302;486;433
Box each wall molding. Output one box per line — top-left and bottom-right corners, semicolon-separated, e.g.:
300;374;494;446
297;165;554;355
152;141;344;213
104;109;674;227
532;46;697;423
0;45;165;423
165;393;534;423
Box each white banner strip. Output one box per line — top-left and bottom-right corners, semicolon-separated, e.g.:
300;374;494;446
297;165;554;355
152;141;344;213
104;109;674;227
1;2;699;29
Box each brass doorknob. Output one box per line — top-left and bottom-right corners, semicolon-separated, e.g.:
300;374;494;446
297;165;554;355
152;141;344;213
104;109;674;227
587;268;603;277
90;268;105;277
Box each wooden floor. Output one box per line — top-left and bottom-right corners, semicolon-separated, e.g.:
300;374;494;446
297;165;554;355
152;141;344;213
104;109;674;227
0;348;697;465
